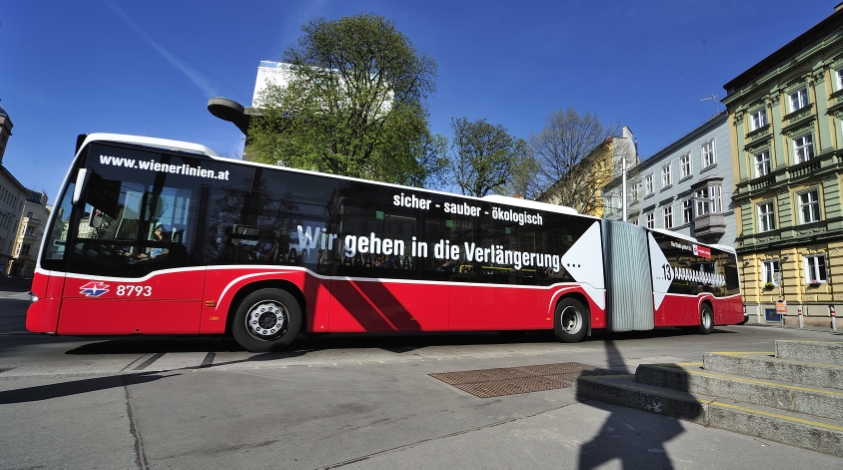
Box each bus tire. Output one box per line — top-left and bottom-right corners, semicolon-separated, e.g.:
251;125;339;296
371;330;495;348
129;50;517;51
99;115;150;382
553;298;588;343
232;288;302;352
698;304;714;335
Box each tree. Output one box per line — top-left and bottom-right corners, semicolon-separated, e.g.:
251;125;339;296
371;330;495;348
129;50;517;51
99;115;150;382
531;108;622;215
448;117;526;197
503;141;541;199
246;13;442;186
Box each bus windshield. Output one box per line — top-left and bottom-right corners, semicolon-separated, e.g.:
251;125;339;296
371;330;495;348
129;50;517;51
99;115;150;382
42;142;206;277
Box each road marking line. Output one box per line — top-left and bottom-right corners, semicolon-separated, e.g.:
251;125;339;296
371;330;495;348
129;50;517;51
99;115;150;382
199;352;215;368
134;352;165;370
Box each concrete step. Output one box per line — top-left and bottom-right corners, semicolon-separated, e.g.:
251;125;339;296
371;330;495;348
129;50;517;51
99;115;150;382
703;351;843;391
634;362;843;421
573;374;843;459
776;340;843;363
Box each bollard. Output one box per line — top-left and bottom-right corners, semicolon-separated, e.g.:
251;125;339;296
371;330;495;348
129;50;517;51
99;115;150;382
832;305;837;332
798;306;803;329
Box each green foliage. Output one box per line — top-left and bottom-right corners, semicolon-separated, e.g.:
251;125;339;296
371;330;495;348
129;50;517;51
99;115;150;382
246;13;442;187
504;142;541;199
448;117;527;197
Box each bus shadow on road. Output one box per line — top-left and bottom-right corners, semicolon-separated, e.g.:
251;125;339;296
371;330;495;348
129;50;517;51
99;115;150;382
0;351;313;404
574;338;695;470
58;327;732;356
0;372;174;404
64;336;244;355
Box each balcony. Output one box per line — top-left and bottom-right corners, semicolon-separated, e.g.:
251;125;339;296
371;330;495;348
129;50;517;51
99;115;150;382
749;173;775;191
788;157;821;180
693;213;726;242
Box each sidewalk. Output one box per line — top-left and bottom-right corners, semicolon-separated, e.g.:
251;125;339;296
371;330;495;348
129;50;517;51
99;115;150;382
745;319;841;334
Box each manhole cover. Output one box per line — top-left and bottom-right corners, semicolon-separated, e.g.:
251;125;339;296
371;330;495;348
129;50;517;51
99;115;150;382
430;362;624;398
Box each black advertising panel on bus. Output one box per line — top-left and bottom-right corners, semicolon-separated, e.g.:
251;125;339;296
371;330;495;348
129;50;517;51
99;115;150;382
330;181;596;285
648;229;740;298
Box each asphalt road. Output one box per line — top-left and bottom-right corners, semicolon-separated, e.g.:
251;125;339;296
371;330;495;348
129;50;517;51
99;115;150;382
2;286;843;469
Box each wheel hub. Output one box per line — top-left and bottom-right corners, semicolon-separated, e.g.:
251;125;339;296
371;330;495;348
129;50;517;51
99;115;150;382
246;301;288;340
560;306;582;334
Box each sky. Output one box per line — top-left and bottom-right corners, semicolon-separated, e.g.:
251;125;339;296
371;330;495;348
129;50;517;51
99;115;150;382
0;0;838;204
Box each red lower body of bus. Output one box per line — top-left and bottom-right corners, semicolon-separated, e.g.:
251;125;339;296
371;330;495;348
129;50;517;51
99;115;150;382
26;267;744;336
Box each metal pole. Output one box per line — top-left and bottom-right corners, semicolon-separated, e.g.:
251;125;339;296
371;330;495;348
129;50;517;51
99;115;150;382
622;158;627;222
798;306;803;329
831;305;837;332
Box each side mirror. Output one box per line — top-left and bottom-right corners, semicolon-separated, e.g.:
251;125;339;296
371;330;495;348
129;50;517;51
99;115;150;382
89;209;103;228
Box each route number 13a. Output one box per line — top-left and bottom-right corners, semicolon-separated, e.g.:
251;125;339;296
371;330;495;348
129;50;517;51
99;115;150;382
662;263;673;281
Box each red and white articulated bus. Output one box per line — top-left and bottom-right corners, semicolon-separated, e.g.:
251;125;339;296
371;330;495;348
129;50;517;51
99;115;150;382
26;134;744;352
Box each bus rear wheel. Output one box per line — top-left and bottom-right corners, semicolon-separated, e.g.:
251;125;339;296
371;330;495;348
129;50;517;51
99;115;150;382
232;288;302;352
553;298;588;343
698;304;714;335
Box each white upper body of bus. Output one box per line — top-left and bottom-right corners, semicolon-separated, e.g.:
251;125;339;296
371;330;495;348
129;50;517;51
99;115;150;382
77;133;582;216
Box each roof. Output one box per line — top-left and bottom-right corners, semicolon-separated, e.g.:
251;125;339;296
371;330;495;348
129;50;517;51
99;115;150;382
0;104;7;118
723;7;843;93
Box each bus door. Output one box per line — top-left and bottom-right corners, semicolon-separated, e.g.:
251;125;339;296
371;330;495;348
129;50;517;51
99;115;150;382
53;149;206;335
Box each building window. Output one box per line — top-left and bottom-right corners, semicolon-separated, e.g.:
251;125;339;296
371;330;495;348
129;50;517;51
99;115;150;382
661;164;672;188
710;185;722;213
837;68;843;91
683;199;693;224
762;260;780;285
701;140;716;168
26;211;33;218
631;183;639;202
694;188;708;217
646;212;654;229
757;202;776;232
793;134;814;163
804;254;827;283
680;154;691;179
695;184;722;217
645;174;654;195
755;151;771;177
751;109;768;130
663;205;673;229
21;244;30;256
789;87;809;112
798;190;820;224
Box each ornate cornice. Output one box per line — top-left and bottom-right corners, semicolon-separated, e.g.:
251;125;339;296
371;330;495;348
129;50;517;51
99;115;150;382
781;110;816;136
812;68;826;85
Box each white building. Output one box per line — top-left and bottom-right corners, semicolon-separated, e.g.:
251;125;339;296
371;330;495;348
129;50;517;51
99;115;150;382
0;104;28;274
602;112;736;247
252;61;296;107
0;167;27;274
10;191;49;277
251;60;393;114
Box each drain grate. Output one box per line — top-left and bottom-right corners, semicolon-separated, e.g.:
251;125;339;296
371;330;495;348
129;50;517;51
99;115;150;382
430;362;624;398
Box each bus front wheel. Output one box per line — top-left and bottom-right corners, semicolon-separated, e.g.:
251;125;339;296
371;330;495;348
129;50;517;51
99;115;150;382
698;304;714;335
232;288;302;352
553;298;588;343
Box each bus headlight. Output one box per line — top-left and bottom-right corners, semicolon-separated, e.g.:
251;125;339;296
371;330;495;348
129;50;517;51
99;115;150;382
29;292;38;303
